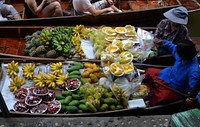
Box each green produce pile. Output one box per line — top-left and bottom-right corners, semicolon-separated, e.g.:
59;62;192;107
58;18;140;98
23;25;92;59
56;83;127;113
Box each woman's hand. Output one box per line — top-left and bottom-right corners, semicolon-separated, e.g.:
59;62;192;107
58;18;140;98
154;39;163;44
186;98;198;105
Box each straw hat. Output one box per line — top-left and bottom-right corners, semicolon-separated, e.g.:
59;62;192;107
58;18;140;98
164;6;188;25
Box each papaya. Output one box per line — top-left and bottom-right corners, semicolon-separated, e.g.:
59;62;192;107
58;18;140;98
81;71;90;78
72;62;83;69
90;73;98;83
79;99;86;104
84;63;92;68
78;104;88;111
103;97;118;105
69;100;79;106
69;70;81;76
62;91;72;97
72;94;81;100
116;105;123;110
86;68;93;73
61;104;67;111
60;99;66;105
55;94;65;100
68;75;81;79
67;66;81;72
66;106;79;113
64;96;72;105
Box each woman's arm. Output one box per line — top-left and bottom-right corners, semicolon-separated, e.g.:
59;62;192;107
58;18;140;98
87;6;113;16
25;0;47;15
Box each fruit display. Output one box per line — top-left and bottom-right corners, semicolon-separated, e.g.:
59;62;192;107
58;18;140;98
1;59;144;115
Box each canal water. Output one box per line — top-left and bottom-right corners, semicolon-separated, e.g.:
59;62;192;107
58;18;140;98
188;0;200;37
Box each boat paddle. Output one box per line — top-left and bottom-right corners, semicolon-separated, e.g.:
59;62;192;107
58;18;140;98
179;77;200;112
154;80;188;98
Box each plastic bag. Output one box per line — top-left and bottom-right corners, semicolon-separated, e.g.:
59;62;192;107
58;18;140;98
110;77;132;100
98;77;112;90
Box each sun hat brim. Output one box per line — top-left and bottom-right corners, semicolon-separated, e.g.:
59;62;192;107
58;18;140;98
164;7;188;25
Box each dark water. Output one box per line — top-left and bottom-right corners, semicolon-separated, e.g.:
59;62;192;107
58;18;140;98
188;0;200;37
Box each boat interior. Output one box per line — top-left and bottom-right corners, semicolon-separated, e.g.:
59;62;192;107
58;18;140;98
0;26;200;57
7;0;200;20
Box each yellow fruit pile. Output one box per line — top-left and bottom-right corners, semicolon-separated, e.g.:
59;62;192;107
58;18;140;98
81;63;103;83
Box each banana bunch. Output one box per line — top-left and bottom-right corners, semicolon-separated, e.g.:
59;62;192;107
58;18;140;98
50;62;63;76
6;61;19;79
40;28;52;45
71;34;86;59
56;74;68;88
45;73;57;89
33;72;47;87
72;25;89;59
73;25;90;39
51;28;75;58
111;83;127;99
9;76;25;92
22;63;36;79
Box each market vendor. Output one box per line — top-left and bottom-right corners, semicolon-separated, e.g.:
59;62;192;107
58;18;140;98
154;6;191;56
142;39;200;106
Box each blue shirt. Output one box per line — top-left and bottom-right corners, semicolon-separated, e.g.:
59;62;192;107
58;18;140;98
157;40;200;94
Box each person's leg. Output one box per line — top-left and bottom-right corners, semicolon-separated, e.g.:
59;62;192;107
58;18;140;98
92;0;107;10
42;1;63;17
1;4;21;20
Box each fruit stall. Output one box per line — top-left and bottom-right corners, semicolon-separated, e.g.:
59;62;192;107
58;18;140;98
0;25;182;117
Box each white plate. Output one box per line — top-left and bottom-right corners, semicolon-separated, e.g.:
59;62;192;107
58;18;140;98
30;103;48;114
105;36;116;42
25;95;42;107
47;100;61;114
115;27;127;34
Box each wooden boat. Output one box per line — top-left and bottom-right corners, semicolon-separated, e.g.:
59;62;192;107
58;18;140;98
0;0;200;26
0;26;200;66
0;58;186;117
